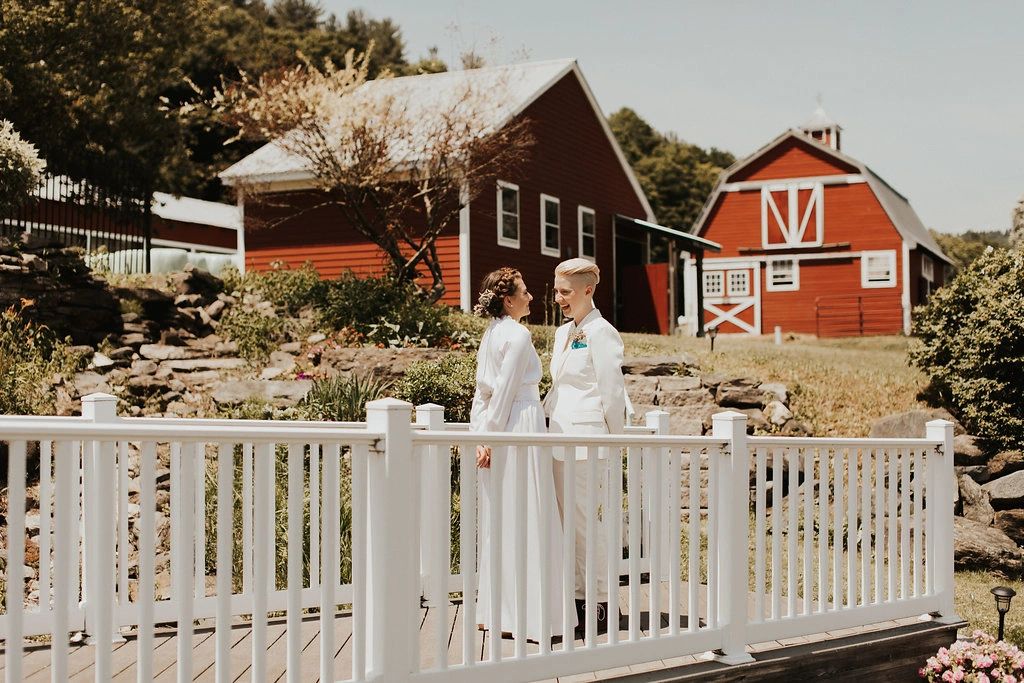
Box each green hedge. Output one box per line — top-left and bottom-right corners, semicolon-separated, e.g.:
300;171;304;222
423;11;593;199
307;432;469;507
395;353;477;423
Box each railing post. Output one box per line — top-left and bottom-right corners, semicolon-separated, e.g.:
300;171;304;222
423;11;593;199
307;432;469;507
416;403;449;607
366;398;417;682
712;411;755;665
81;393;124;660
645;410;672;577
926;419;961;623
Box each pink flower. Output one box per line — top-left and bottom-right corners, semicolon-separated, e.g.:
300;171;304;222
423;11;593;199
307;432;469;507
978;673;991;683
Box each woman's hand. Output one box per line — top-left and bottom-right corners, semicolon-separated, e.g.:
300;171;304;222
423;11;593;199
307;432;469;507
476;444;492;469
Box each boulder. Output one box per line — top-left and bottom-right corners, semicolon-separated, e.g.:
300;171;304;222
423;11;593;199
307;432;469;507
73;371;110;397
759;382;789;406
983;470;1024;510
699;372;728;391
959;474;995;525
868;408;964;439
159;358;246;372
657;375;702;392
280;341;302;354
780;419;814;437
658;387;713;408
995;510;1024;547
954;434;986;466
621;357;683;376
205;299;226;319
169;265;222;302
953;516;1024;575
120;333;148;348
702;406;767;434
763;400;793;427
131;360;158;376
139;344;193;361
107;346;135;361
624;376;658;405
989;451;1024;480
91;352;115;369
715;378;766;408
956;465;990;484
211;380;313;406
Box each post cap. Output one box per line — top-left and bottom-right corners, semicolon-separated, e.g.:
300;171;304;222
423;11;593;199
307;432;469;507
365;397;414;411
416;403;445;411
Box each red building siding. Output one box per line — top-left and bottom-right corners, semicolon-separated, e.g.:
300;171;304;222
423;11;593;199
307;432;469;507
731;137;858;181
152;218;237;250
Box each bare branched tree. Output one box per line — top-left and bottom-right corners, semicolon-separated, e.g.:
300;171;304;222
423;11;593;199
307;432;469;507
208;50;534;301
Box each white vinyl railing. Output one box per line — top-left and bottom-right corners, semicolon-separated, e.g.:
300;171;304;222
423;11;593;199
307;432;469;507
0;393;958;683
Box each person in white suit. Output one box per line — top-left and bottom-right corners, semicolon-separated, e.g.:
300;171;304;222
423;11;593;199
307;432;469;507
544;258;627;633
471;267;566;642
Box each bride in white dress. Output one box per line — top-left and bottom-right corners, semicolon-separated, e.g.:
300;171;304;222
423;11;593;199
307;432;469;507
470;267;568;642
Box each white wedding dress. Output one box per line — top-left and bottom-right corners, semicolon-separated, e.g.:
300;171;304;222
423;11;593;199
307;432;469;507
471;315;567;640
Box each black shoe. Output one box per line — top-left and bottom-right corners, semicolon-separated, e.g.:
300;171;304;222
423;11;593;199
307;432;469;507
575;600;613;635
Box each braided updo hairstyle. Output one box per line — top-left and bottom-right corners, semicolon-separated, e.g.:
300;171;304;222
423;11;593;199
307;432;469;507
473;267;521;318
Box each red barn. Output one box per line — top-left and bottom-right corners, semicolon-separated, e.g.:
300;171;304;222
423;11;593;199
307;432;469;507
219;59;686;328
685;108;953;337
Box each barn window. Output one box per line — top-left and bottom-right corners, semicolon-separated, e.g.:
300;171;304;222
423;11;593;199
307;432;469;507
766;258;799;291
540;194;560;257
727;270;750;296
921;254;934;282
703;271;723;297
578;206;596;260
497;181;520;248
861;250;897;288
761;182;824;249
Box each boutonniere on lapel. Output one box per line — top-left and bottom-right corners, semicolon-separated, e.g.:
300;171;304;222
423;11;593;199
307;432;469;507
570;329;588;350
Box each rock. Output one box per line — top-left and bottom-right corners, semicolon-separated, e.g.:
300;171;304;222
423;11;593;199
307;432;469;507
956;465;990;484
174;294;203;308
91;352;115;369
120;333;148;347
131;360;158;376
994;511;1024;547
127;375;164;396
715;378;766;408
954;435;986;466
73;371;110;396
159;358;246;372
211;380;314;406
139;344;192;361
205;299;226;319
780;419;813;437
983;470;1024;510
658;376;702;392
260;367;286;380
267;350;297;371
159;329;185;346
759;382;789;406
307;332;327;344
989;451;1024;480
621;357;682;376
868;408;965;439
959;475;995;525
169;265;222;301
625;376;658;404
197;306;214;327
280;341;302;354
658;387;715;408
702;406;767;434
763;400;793;427
953;517;1024;575
107;346;135;361
700;372;727;390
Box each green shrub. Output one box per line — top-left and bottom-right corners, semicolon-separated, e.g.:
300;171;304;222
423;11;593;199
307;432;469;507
909;248;1024;450
0;304;85;415
0;120;45;216
221;262;325;316
299;372;394;422
319;272;457;348
218;307;287;363
395;353;477;423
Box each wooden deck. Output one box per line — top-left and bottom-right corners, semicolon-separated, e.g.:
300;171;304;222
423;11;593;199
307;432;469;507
0;583;945;682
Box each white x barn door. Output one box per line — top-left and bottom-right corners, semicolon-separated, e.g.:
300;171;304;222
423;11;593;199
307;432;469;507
702;262;762;335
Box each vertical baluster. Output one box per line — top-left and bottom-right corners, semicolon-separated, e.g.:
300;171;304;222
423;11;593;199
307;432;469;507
459;445;477;666
487;446;504;662
73;441;83;615
39;440;52;612
802;447;813;615
771;448;782;620
242;443;254;595
668;447;681;636
913;449;924;598
707;446;719;630
900;447;912;599
137;441;157;683
787;448;798;618
585;445;599;646
874;448;885;604
648;444;662;640
753;447;766;624
352;443;369;680
118;441;130;606
605;444;623;646
287;443;303;681
540;445;554;654
687;448;700;633
515;446;529;657
215;442;233;682
321;444;340;683
833;449;845;611
175;442;196;683
195;442;206;599
847;448;858;609
887;448;898;602
626;445;640;641
5;440;27;683
817;448;829;612
252;443;273;683
310;443;320;589
52;441;74;681
860;449;872;606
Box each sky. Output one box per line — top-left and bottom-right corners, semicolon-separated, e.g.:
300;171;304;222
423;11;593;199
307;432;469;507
323;0;1024;235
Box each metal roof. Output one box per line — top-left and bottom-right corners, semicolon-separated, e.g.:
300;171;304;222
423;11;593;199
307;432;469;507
617;215;721;252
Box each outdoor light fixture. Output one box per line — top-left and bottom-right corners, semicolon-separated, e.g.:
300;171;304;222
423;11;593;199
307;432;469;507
706;324;719;353
991;586;1016;641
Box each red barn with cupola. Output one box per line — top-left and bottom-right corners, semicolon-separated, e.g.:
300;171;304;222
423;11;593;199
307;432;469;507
683;107;953;337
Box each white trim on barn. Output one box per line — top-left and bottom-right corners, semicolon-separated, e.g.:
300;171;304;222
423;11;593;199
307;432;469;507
496;180;521;249
901;242;912;334
578;205;596;261
539;193;561;257
765;257;800;292
721;174;865;193
459;183;472;312
861;250;898;289
760;181;824;249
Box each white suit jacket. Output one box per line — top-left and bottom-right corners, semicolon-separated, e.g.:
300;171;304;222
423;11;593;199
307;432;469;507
544;308;627;447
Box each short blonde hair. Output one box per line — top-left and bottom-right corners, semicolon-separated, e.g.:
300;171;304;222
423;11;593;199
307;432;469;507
555;258;600;287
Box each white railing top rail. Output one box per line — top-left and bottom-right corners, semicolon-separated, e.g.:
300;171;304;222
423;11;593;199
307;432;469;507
748;435;942;448
413;429;726;448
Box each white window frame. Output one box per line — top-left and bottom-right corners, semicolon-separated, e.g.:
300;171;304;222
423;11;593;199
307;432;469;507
578;205;596;261
703;271;724;297
496;180;520;249
921;254;935;282
540;193;560;257
765;257;800;291
761;181;824;249
727;269;750;297
861;250;897;288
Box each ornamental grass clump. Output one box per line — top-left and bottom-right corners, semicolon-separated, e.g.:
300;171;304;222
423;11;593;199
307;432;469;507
920;630;1024;682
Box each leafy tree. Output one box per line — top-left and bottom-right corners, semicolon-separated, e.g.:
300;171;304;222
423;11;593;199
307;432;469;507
1012;194;1024;250
0;120;46;217
910;248;1024;451
609;107;734;231
930;229;1010;269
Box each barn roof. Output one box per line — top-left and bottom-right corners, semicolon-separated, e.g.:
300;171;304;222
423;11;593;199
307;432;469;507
219;59;654;221
690;130;953;265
